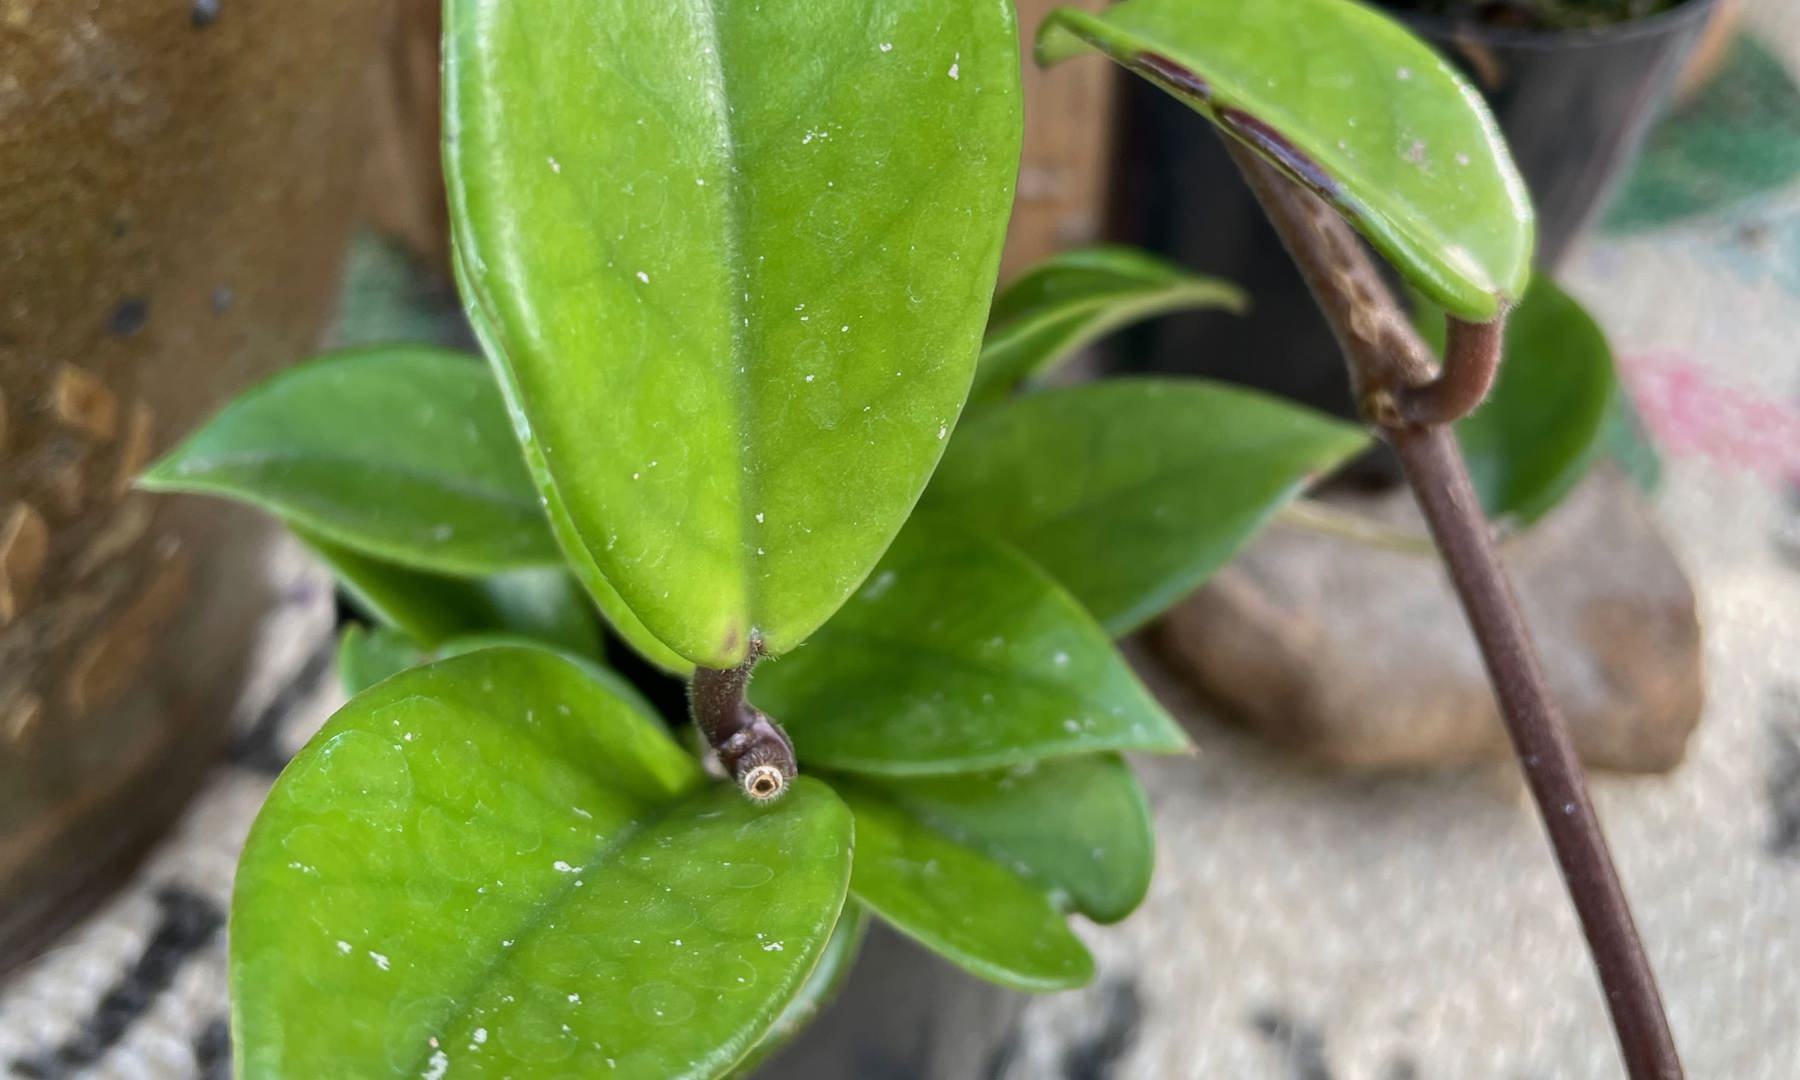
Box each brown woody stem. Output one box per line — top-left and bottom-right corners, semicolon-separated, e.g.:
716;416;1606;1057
689;648;797;801
1224;137;1681;1079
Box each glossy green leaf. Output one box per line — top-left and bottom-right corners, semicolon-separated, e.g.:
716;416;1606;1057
455;258;695;676
850;754;1153;924
141;347;556;575
337;624;422;695
834;779;1093;992
752;516;1188;776
1036;0;1534;319
305;527;602;655
233;647;856;1080
974;246;1245;404
1415;277;1616;523
728;904;869;1078
445;0;1024;667
927;379;1368;635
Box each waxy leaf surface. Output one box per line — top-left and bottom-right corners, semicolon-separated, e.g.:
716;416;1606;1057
974;246;1244;404
1037;0;1534;318
752;516;1187;775
446;0;1023;666
232;648;853;1080
928;380;1368;634
835;780;1094;992
141;347;555;575
853;753;1154;924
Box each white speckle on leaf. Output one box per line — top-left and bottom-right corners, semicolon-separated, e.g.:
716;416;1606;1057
937;425;947;439
762;941;785;952
949;51;960;80
636;270;650;284
548;156;561;173
1397;66;1412;80
335;940;352;955
501;939;514;948
755;512;765;523
804;373;815;383
696;177;705;185
1053;651;1070;667
553;860;580;873
880;42;893;52
568;992;582;1003
471;1027;488;1047
422;1049;449;1080
840;324;850;333
1456;152;1471;166
369;951;391;971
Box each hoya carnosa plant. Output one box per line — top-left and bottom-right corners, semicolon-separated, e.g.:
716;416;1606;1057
140;0;1658;1076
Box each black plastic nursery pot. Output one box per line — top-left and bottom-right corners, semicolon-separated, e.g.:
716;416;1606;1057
1103;0;1719;429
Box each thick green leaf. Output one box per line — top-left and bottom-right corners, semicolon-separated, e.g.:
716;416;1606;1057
445;0;1024;667
834;779;1093;992
752;515;1188;776
337;624;422;695
141;347;556;575
1036;0;1534;319
974;246;1244;404
1415;277;1616;523
233;647;855;1080
728;905;870;1078
306;526;602;655
927;379;1368;635
456;256;695;676
850;754;1154;924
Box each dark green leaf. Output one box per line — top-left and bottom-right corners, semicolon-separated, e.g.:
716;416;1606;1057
1036;0;1534;319
232;647;854;1080
927;379;1368;634
974;246;1244;404
1416;276;1617;522
753;515;1188;775
849;754;1154;924
302;526;600;655
834;779;1093;992
445;0;1024;667
336;624;423;695
141;347;556;575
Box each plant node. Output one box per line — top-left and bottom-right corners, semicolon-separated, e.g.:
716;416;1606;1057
691;648;799;801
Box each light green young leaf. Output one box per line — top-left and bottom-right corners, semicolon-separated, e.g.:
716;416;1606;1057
834;779;1094;993
232;647;854;1080
974;246;1245;404
927;379;1368;635
141;347;556;575
1037;0;1534;319
850;753;1154;924
445;0;1023;667
727;904;869;1078
752;515;1189;776
1415;276;1617;523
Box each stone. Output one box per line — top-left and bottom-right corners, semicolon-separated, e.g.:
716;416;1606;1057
1153;468;1704;773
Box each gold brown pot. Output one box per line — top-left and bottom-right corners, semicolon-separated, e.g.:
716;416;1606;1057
0;0;387;969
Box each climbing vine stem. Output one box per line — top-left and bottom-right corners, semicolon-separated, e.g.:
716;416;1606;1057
1224;136;1682;1080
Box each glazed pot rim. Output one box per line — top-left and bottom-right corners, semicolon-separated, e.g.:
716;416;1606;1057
1397;0;1720;52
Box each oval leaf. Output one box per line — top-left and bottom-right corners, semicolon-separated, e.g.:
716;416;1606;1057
752;515;1188;775
1036;0;1534;319
834;779;1093;992
456;268;695;676
141;346;556;574
927;379;1368;634
728;904;870;1078
305;527;601;655
445;0;1024;667
975;246;1245;404
1414;276;1617;523
233;647;855;1080
847;753;1154;924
